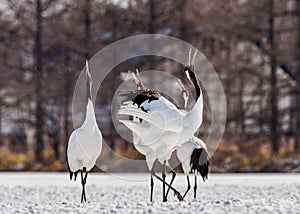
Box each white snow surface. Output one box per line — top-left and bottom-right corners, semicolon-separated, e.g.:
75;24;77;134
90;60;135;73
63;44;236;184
0;173;300;213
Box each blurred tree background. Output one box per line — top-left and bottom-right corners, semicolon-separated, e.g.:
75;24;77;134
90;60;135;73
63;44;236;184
0;0;299;172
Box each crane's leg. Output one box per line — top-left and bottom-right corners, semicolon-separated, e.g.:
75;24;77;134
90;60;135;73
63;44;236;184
74;171;78;181
162;160;167;202
81;167;87;203
149;159;158;202
165;164;176;199
182;175;191;199
81;170;85;203
150;174;154;202
150;161;183;202
83;168;88;202
194;175;197;199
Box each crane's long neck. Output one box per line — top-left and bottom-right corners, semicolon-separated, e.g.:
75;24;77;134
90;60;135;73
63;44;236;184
82;81;97;127
82;99;97;128
184;71;203;131
189;71;201;101
86;81;92;103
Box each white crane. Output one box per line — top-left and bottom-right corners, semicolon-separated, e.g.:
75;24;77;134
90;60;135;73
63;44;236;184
118;49;203;201
124;69;182;202
67;60;102;203
118;50;203;152
175;79;209;199
177;137;209;199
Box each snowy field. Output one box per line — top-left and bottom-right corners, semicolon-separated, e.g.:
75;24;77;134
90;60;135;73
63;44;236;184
0;173;300;213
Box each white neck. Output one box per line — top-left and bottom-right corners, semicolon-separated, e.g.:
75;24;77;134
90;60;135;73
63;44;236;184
181;93;203;140
82;99;97;128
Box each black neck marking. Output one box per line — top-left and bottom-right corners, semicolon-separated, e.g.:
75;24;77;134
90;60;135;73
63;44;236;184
185;67;201;101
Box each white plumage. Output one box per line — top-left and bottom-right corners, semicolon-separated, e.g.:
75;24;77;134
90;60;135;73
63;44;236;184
67;60;102;203
176;136;209;199
177;137;207;174
122;70;182;202
175;74;209;199
118;50;203;162
119;94;203;144
67;100;102;172
119;50;204;201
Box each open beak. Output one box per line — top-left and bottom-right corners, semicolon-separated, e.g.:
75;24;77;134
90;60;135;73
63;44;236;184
185;49;198;72
128;70;139;85
135;69;144;90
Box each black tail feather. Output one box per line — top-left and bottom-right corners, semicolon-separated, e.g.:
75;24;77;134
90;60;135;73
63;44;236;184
190;148;209;181
74;171;78;181
118;89;160;107
69;171;73;180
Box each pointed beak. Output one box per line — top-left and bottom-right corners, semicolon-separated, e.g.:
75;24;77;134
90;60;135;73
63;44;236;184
135;69;145;90
176;79;184;91
184;49;198;73
86;60;92;79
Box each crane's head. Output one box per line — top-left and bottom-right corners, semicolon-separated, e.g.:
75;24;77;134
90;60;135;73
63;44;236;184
129;69;145;90
183;49;202;101
183;48;198;82
176;78;189;109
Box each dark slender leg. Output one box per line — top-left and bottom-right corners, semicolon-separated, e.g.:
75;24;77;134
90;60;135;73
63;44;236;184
74;171;78;181
194;175;197;199
150;161;183;202
165;165;176;199
149;159;158;202
150;174;154;202
182;176;191;199
83;168;88;202
162;160;167;202
81;170;85;203
81;167;87;203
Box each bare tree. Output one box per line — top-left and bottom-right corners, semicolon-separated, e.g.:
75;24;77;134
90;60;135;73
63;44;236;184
295;0;300;152
34;0;44;162
269;0;279;152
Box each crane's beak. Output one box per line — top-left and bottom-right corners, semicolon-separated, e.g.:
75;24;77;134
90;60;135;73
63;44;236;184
176;79;185;91
192;50;198;67
85;60;92;80
129;70;139;85
185;49;198;72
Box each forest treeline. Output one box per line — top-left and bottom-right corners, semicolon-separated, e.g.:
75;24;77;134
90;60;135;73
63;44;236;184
0;0;299;172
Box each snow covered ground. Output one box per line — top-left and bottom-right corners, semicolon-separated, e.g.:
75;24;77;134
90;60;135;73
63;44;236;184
0;173;299;213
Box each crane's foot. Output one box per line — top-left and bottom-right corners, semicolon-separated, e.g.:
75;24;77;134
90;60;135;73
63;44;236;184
174;191;184;202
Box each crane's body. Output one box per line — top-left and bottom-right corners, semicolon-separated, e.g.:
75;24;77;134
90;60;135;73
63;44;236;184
67;99;102;173
123;70;181;202
118;51;204;201
67;61;102;203
176;136;209;199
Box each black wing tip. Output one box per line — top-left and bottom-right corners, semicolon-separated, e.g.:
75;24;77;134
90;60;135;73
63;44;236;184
74;171;78;181
68;166;78;181
118;89;160;107
190;148;210;181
